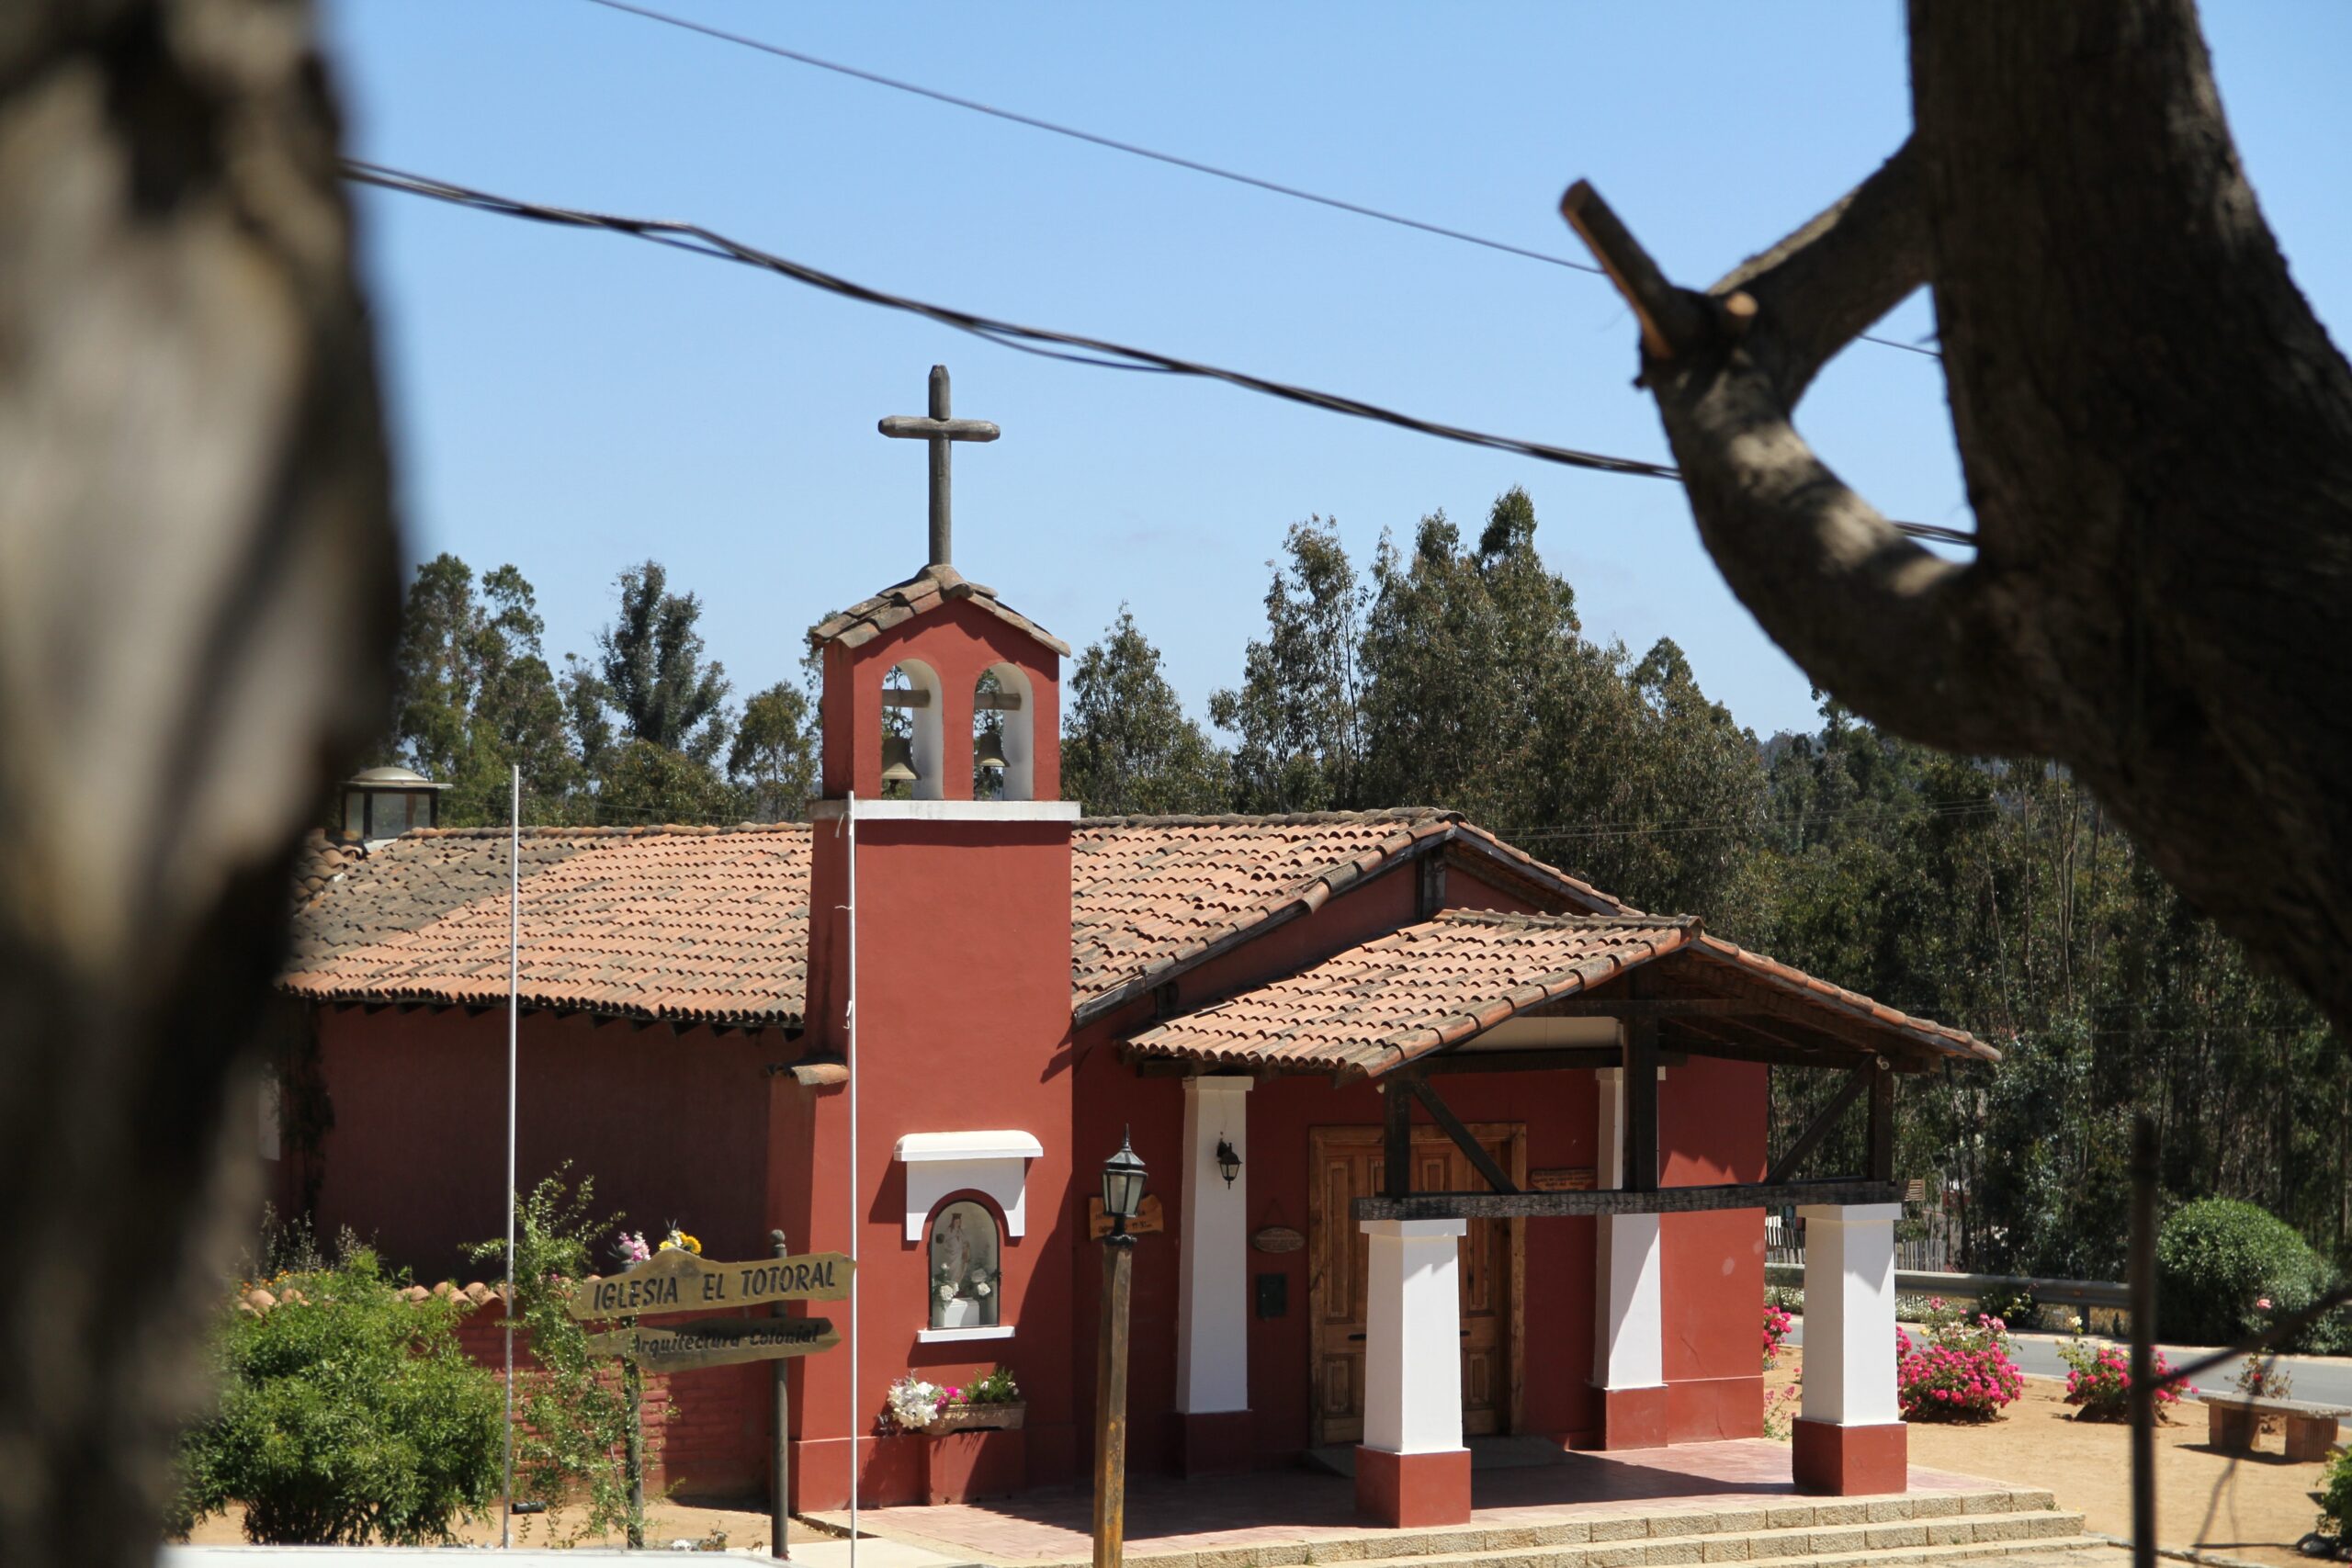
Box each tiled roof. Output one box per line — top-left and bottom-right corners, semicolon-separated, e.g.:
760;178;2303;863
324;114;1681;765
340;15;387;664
1125;910;1699;1077
283;824;812;1029
281;811;1989;1064
808;564;1071;657
284;808;1619;1029
1067;809;1625;1021
1125;910;1998;1077
1687;934;2001;1062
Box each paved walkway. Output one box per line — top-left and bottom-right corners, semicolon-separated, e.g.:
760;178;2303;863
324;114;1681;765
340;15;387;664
810;1440;2014;1564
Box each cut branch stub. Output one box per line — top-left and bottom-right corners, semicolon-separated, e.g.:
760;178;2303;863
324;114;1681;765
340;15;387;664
1559;157;2050;758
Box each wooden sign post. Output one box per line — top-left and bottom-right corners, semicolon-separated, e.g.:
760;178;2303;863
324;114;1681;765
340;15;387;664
571;1242;854;1558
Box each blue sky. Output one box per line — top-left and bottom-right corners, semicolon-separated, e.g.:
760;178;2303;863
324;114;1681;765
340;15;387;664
322;2;2352;740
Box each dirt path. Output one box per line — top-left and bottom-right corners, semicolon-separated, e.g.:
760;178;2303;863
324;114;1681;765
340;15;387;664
1770;1349;2329;1568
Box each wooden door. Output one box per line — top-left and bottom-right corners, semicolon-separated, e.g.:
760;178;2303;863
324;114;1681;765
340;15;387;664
1307;1123;1523;1444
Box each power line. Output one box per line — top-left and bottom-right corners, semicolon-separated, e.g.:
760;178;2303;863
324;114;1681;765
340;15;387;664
342;161;1979;549
578;0;1944;364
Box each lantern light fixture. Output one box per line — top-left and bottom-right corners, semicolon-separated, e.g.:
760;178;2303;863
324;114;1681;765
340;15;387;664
1101;1127;1148;1229
1215;1136;1241;1188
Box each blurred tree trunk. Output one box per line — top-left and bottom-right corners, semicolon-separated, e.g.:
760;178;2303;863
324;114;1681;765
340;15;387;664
1569;0;2352;1031
0;3;396;1562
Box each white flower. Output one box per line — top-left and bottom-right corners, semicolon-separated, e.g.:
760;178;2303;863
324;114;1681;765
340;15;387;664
975;1281;991;1297
937;1282;956;1302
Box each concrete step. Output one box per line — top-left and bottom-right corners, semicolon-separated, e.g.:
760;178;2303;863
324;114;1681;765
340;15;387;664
1226;1492;2067;1568
1279;1507;2088;1568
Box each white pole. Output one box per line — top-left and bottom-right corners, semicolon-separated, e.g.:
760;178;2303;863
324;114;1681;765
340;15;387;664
844;791;859;1568
502;764;520;1549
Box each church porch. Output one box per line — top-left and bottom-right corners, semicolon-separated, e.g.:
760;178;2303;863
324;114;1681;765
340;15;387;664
803;1442;2085;1567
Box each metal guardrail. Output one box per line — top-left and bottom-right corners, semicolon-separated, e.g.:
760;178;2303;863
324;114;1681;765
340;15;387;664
1764;1262;2131;1310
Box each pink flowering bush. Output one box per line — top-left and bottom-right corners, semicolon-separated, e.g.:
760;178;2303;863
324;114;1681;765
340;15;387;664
2060;1337;2192;1422
1894;1298;2025;1422
1762;1303;1794;1369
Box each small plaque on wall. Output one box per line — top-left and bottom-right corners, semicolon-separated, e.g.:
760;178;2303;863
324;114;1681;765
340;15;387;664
1529;1167;1597;1192
1250;1224;1305;1254
1085;1194;1165;1239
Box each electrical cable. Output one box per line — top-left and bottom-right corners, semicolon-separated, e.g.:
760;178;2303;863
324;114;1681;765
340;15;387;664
577;0;1943;362
342;160;1979;548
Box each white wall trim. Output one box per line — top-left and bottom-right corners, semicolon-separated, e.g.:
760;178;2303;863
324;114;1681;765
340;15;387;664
810;798;1080;822
896;1132;1040;1241
915;1325;1015;1345
1176;1077;1252;1415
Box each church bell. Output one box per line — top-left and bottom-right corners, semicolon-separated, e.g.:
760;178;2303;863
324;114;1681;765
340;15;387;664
880;735;920;785
974;727;1008;773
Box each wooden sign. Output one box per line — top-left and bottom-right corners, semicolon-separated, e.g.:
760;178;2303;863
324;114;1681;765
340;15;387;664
1085;1193;1165;1239
568;1247;854;1321
1529;1167;1597;1192
585;1315;841;1372
1250;1224;1304;1254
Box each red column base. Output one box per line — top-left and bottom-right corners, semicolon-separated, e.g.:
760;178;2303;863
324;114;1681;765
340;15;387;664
1354;1446;1472;1527
1598;1384;1670;1450
1792;1418;1907;1495
1172;1410;1255;1476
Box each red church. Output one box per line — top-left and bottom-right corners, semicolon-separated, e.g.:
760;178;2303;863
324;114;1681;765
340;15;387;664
277;369;1997;1529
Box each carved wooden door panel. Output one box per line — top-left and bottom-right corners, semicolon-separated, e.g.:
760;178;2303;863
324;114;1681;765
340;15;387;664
1307;1123;1521;1445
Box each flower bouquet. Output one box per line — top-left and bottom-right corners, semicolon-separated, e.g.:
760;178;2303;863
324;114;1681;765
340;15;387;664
925;1366;1025;1433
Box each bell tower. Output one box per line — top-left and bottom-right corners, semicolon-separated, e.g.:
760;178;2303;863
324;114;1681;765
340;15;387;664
785;367;1083;1508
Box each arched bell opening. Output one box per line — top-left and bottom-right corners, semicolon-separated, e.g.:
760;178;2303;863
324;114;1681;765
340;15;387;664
881;660;944;800
973;662;1035;802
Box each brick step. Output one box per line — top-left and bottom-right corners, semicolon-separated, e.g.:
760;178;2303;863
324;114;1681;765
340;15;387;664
1285;1509;2086;1568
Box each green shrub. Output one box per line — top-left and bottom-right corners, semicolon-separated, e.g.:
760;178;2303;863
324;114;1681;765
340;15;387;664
170;1247;501;1544
2156;1198;2331;1347
467;1167;650;1547
2321;1444;2352;1540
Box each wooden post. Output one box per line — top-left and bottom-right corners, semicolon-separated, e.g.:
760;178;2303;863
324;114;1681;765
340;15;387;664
1091;1231;1136;1568
1625;1020;1660;1193
1383;1079;1412;1201
2128;1116;2157;1568
770;1229;791;1562
1867;1058;1895;1183
623;1325;648;1550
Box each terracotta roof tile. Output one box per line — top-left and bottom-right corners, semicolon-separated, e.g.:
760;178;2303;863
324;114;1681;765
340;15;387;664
280;812;1987;1064
1067;808;1625;1021
808;564;1072;657
282;824;811;1029
1124;910;1700;1078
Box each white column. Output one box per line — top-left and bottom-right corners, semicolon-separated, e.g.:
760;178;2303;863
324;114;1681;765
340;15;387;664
1592;1068;1663;1389
1361;1218;1467;1454
1797;1202;1903;1427
1176;1076;1252;1415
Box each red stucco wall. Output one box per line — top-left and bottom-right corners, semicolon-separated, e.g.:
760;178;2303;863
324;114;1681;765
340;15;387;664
308;1010;776;1287
1660;1055;1770;1441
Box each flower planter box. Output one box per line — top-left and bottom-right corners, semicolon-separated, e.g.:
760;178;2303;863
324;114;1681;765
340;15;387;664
924;1401;1026;1435
923;1427;1025;1504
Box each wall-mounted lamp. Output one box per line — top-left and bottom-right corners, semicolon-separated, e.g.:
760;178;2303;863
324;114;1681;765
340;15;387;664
1215;1136;1241;1188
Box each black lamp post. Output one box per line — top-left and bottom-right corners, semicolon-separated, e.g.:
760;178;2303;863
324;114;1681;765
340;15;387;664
1092;1130;1147;1568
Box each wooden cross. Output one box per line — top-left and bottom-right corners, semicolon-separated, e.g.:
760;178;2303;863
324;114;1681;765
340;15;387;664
878;364;999;569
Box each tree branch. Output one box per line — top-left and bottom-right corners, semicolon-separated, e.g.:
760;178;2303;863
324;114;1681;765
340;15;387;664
1561;153;2055;756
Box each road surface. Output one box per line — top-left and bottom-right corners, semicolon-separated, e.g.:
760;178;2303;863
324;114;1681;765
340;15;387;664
1785;1317;2352;1406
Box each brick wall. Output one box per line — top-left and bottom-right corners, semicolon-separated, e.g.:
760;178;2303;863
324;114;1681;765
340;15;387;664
452;1303;773;1502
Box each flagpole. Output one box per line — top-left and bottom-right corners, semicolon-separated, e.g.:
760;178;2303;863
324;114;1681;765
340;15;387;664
844;790;859;1568
502;764;520;1548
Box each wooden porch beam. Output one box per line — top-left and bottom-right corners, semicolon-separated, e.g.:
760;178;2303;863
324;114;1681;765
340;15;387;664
1405;1078;1518;1193
1354;1179;1902;1223
1868;1058;1895;1181
1762;1066;1870;1185
1419;1045;1622;1075
1624;1016;1659;1193
1382;1080;1411;1201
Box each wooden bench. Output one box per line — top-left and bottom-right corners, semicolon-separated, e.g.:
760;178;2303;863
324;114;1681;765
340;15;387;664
2201;1393;2349;1461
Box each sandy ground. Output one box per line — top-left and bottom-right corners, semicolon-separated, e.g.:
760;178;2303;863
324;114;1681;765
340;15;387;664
1769;1348;2333;1568
185;1355;2337;1565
